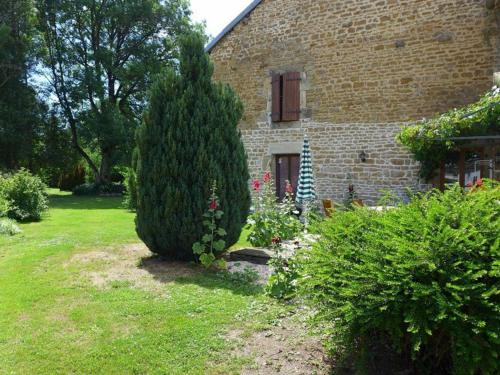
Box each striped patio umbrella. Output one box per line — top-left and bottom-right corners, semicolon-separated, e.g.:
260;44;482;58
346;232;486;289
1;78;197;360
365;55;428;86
296;137;317;205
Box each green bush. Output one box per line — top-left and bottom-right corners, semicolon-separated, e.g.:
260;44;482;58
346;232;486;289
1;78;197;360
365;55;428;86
298;183;500;374
58;165;86;191
72;183;99;196
0;173;8;217
122;149;138;210
135;33;250;260
2;169;48;222
0;218;21;236
73;182;124;196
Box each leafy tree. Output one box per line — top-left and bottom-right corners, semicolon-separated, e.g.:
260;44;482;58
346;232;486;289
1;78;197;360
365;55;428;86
36;113;82;187
36;0;191;184
135;33;251;260
0;0;41;171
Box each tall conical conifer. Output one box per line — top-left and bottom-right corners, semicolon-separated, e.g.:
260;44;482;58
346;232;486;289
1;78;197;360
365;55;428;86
135;33;250;260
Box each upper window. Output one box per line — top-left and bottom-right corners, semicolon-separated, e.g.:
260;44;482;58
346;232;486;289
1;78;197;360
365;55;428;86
271;72;301;122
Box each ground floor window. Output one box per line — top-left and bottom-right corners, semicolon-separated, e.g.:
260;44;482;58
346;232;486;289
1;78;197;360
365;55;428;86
440;145;499;190
275;154;300;201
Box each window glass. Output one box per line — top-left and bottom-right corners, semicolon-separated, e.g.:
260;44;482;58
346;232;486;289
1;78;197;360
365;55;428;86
464;151;482;188
443;151;460;187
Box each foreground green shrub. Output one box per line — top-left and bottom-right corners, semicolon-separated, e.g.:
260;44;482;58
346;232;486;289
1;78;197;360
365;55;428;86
298;183;500;374
2;169;48;222
135;33;250;260
0;218;21;236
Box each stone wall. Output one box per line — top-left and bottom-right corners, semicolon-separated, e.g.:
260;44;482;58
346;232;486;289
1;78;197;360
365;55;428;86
243;121;425;205
209;0;498;204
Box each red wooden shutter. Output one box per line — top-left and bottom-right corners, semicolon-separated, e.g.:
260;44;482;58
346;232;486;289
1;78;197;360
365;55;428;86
271;73;281;122
282;72;301;121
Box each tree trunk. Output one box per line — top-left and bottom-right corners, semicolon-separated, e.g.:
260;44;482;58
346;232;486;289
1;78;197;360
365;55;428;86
99;148;113;185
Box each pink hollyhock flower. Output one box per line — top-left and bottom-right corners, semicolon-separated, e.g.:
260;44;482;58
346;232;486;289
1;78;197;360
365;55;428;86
209;199;218;210
476;178;484;187
263;171;271;183
285;181;293;194
253;180;261;191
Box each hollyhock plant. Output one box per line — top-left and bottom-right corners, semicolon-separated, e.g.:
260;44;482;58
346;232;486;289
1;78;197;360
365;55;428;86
247;171;302;247
192;180;227;269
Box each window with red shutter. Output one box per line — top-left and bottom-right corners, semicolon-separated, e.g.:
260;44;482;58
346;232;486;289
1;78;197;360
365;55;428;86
271;73;281;122
271;72;301;122
282;72;301;121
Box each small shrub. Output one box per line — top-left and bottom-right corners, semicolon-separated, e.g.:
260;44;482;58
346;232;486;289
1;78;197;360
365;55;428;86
58;165;86;191
0;177;8;217
2;169;48;222
0;218;21;236
72;183;99;196
122;167;137;210
248;172;302;247
298;182;500;374
72;182;124;196
99;182;125;195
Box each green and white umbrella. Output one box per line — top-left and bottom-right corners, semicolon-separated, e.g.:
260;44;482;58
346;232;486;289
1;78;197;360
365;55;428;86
296;137;316;205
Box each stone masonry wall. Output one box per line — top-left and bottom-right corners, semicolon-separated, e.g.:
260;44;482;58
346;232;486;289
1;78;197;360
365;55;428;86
209;0;498;204
243;121;423;205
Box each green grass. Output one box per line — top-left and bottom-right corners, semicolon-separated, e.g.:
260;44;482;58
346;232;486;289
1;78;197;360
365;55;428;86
0;190;280;374
231;225;253;250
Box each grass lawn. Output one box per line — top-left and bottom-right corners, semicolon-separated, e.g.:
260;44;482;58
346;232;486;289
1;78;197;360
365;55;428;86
0;190;282;374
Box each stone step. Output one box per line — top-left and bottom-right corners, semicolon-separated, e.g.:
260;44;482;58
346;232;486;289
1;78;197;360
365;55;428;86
229;248;273;265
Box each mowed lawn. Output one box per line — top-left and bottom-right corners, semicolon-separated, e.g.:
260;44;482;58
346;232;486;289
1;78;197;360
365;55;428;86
0;190;277;374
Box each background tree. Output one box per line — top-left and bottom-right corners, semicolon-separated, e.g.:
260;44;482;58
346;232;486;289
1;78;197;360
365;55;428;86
0;0;41;171
135;33;251;260
36;0;191;184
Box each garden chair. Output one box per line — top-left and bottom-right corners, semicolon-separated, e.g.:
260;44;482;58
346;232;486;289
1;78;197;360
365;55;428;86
322;199;334;217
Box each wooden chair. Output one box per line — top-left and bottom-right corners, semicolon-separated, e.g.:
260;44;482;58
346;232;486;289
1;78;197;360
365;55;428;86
322;199;334;217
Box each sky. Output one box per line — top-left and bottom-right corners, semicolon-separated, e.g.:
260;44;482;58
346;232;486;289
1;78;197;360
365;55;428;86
189;0;254;40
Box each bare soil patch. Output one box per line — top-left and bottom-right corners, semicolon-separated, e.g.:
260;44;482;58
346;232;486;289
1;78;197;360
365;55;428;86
69;243;196;292
228;310;331;375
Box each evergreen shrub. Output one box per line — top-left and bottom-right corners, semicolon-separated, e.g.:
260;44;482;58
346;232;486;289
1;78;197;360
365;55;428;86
298;183;500;374
135;33;250;260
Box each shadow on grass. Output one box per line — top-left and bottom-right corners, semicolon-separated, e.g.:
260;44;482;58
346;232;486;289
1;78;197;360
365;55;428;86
48;192;126;210
138;254;263;297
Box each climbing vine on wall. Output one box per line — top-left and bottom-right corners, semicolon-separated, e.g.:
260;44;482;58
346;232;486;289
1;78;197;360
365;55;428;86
397;88;500;180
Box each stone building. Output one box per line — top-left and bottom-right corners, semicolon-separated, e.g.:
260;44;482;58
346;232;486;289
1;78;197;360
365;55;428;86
207;0;500;204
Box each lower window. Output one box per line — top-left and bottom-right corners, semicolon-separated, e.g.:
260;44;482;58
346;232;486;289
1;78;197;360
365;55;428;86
275;154;300;201
440;147;498;189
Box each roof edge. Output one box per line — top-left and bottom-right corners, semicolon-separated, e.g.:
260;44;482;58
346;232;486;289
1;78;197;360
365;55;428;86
205;0;262;53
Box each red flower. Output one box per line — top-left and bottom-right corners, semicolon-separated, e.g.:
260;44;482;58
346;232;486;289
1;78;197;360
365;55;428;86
209;199;218;210
476;178;484;187
253;180;261;191
263;171;271;183
285;181;293;194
